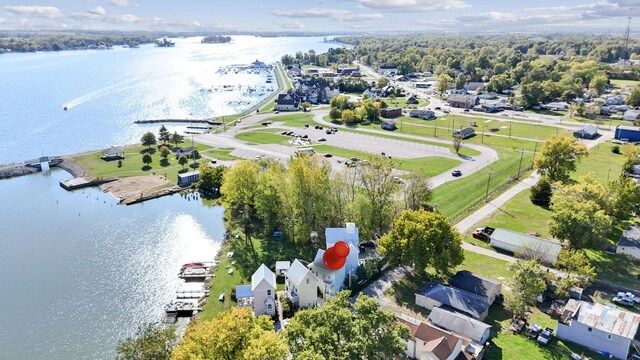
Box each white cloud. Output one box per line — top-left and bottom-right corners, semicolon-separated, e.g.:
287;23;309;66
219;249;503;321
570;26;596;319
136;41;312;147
5;6;63;19
108;0;130;7
272;7;382;22
423;11;592;31
89;6;106;15
103;14;139;23
350;0;470;12
275;20;305;29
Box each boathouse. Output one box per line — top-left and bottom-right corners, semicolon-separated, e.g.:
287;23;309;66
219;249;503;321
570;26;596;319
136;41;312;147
178;171;199;186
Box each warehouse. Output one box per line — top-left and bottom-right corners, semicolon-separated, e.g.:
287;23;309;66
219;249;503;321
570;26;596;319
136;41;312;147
615;125;640;142
488;228;562;264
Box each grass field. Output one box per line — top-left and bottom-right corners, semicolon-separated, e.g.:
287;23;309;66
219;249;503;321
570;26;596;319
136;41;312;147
266;113;317;127
71;141;213;180
311;144;462;177
431;148;535;219
610;79;640;88
207;148;241;161
235;131;290;145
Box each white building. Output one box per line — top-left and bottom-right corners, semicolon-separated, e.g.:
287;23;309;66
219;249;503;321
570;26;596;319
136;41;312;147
235;264;276;317
308;249;344;298
557;300;640;360
284;259;318;309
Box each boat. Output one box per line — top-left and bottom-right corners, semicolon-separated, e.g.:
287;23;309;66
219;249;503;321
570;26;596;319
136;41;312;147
63;106;68;110
181;262;205;269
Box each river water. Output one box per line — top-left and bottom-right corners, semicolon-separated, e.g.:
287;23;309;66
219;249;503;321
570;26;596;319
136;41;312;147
0;36;339;359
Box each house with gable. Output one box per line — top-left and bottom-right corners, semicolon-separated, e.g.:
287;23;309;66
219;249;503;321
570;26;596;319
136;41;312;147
284;259;319;309
294;79;339;104
428;307;492;345
235;264;276;317
274;92;301;111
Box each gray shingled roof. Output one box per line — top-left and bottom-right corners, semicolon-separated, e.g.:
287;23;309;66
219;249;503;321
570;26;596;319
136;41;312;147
416;282;490;320
449;270;501;301
428;307;491;343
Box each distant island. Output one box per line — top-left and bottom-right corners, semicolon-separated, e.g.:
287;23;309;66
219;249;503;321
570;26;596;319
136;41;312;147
201;35;232;44
0;32;158;53
156;38;176;47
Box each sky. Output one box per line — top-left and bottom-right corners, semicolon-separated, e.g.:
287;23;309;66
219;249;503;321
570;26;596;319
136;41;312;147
0;0;639;33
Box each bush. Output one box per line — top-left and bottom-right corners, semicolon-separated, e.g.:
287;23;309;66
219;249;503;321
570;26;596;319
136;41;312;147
611;145;620;154
530;177;553;205
117;160;123;168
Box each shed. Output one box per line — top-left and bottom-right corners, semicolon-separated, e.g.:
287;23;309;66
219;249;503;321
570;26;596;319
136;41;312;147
381;107;402;118
101;146;125;161
449;270;502;304
453;127;475;139
428;307;492;345
623;110;640;122
381;120;397;131
616;226;640;260
489;228;562;264
573;125;598;139
415;282;491;320
615;125;640;142
409;109;436;120
177;171;200;186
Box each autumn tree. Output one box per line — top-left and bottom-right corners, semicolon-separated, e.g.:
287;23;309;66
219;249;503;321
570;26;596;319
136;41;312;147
340;109;356;124
141;132;157;149
505;259;546;319
301;101;311;112
376;76;389;89
436;73;452;95
116;323;177;360
589;73;608;95
284;291;409;360
608;176;640;220
358;155;399;234
221;161;261;243
534;136;588;183
626;85;640;107
379;209;464;275
171;307;287;360
254;161;286;233
554;249;596;295
402;172;433;211
196;163;226;198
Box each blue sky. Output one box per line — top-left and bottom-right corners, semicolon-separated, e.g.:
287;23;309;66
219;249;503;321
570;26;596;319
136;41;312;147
1;0;639;32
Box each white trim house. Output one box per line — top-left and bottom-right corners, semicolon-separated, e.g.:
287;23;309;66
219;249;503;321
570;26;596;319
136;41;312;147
235;264;276;317
284;259;318;309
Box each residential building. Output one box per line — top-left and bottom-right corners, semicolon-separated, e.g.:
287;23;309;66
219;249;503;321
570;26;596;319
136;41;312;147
557;300;640;360
616;226;640;260
464;82;486;92
308;249;344;298
274;92;301;111
428;307;492;345
542;102;569;111
284;259;318;309
379;65;398;75
448;94;479;109
415;282;491;320
573;125;599;139
623;110;640;122
449;270;502;305
453;127;475;139
177;171;200;186
478;92;498;100
397;314;484;360
615;125;640;142
235;264;276;317
410;109;436;120
407;95;420;104
250;60;267;68
605;95;625;106
295;79;339;104
381;107;402;118
488;228;562;264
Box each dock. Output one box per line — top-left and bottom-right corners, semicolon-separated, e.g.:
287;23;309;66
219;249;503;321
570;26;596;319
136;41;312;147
134;119;222;125
59;177;117;190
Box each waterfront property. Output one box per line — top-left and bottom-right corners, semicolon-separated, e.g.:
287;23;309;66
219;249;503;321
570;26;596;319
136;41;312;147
284;259;319;309
235;264;277;317
101;146;125;161
177;171;200;186
557;300;640;360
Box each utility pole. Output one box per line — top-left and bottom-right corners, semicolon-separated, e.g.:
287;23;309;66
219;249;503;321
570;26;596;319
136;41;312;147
485;173;492;202
517;148;525;178
607;168;612;182
509;123;512;139
624;9;633;60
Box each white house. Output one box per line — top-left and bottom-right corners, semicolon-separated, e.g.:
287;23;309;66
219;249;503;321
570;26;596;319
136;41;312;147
616;226;640;260
235;264;276;317
325;223;360;281
557;300;640;360
308;249;345;298
284;259;318;309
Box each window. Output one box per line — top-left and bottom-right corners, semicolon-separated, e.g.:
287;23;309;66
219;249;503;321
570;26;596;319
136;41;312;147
267;290;272;296
306;278;309;284
588;327;592;332
267;304;272;310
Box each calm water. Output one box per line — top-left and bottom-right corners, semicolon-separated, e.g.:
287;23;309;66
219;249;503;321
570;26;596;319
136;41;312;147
0;36;340;359
0;36;339;165
0;169;224;359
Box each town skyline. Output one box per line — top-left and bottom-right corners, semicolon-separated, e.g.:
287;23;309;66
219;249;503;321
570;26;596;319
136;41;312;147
1;0;640;33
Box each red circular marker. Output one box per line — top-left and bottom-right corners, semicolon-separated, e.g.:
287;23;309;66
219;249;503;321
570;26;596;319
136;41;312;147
323;241;350;270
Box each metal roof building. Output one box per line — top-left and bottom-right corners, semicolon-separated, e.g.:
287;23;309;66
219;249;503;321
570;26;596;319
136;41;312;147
489;228;562;264
415;282;491;320
428;307;492;345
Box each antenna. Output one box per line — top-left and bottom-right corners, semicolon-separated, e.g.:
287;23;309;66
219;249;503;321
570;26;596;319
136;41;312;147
624;8;632;60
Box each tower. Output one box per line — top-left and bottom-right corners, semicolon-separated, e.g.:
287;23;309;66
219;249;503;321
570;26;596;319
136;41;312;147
624;8;632;60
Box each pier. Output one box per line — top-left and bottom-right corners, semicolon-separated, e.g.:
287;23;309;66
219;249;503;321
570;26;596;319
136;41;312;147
134;119;222;125
59;177;117;190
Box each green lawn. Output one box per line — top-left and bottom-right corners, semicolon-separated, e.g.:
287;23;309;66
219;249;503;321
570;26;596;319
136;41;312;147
200;233;315;320
610;79;640;88
525;108;567;117
563;116;628;129
235;131;290;145
432;148;535;220
206;148;241;161
383;97;430;108
266;113;317;127
71;141;212;180
311;144;461;177
574;142;627;182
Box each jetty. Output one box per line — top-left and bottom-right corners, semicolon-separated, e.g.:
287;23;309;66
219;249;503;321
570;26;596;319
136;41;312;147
60;177;116;190
134;119;222;125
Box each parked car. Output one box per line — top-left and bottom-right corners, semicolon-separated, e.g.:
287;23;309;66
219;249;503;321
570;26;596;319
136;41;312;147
537;327;554;345
324;153;333;158
302;134;308;139
318;137;326;142
435;106;441;110
451;169;462;177
272;230;283;237
612;296;635;307
261;122;269;126
472;226;495;241
464;109;470;112
274;111;280;114
280;131;288;135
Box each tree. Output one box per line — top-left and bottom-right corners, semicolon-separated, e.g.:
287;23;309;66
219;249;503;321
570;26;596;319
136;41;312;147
568;103;577;118
284;291;410;360
534;136;588;183
554;249;596;289
340;109;356;124
160;146;170;160
158;125;171;145
379;209;464;275
254;161;286;233
486;74;512;94
171;307;287;360
505;260;546;319
452;136;462;155
191;149;201;160
376;76;389;89
576;102;586;117
608;176;640;220
358;156;398;234
329;107;342;120
402;172;433;211
116;323;177;360
520;81;544;107
455;73;466;90
301;101;311;112
388;93;397;105
142;153;152;167
197;163;226;198
529;177;553;205
221;161;261;244
141;132;157;149
626;85;640;107
178;155;188;169
436;73;452;95
589;74;608;95
170;132;183;148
